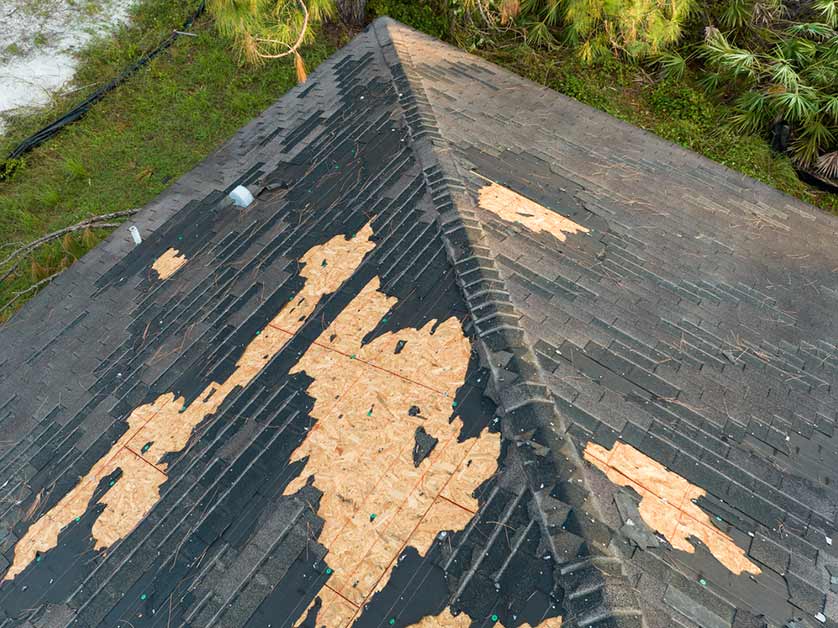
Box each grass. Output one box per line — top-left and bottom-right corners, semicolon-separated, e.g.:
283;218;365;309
0;0;343;321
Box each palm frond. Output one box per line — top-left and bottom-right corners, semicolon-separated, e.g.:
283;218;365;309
543;0;562;26
777;36;818;65
731;90;773;132
698;71;723;91
655;51;687;80
816;151;838;178
785;22;836;39
752;0;785;26
813;0;838;27
791;118;835;164
720;0;752;30
769;60;799;88
525;19;556;47
500;0;522;24
704;37;759;78
822;95;838;120
772;87;819;121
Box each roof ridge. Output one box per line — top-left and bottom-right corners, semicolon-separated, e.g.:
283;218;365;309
372;17;646;628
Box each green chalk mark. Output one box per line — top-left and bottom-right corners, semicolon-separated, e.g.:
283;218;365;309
140;593;147;601
491;614;498;622
325;567;333;575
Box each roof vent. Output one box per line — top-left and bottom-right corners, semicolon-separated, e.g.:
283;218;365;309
228;185;254;208
128;225;142;245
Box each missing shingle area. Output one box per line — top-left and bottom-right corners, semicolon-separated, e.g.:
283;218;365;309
584;441;761;576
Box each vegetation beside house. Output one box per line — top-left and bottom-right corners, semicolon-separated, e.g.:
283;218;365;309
370;0;838;205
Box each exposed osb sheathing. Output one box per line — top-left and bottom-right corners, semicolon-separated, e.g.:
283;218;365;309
477;181;589;241
151;248;188;279
272;224;376;331
285;276;501;623
2;228;376;581
584;441;761;576
404;610;563;627
295;587;358;628
406;609;472;627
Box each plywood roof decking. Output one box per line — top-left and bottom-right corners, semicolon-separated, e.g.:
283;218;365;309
584;441;761;576
284;276;500;622
1;16;838;628
406;609;473;627
3;227;377;582
406;612;563;628
476;181;590;242
151;248;188;279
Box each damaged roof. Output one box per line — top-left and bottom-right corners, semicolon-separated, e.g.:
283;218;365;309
1;16;838;628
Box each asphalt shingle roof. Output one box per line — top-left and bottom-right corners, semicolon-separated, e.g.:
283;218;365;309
1;17;837;628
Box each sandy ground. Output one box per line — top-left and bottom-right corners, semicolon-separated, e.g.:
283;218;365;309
0;0;139;135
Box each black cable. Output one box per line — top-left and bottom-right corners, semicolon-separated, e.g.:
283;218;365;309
2;1;206;168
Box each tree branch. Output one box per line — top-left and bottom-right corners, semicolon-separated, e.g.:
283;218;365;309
1;270;65;315
253;0;310;59
0;210;137;285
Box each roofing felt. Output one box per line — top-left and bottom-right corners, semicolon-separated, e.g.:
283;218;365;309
0;16;837;628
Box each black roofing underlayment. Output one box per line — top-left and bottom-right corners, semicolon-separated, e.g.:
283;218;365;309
1;17;838;628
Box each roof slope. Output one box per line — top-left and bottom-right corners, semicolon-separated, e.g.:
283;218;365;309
0;17;837;628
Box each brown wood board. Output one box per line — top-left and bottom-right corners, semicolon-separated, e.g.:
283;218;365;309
584;441;761;576
3;227;377;581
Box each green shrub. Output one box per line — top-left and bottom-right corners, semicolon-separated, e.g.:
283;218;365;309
698;0;838;172
454;0;695;63
367;0;450;38
646;80;714;124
